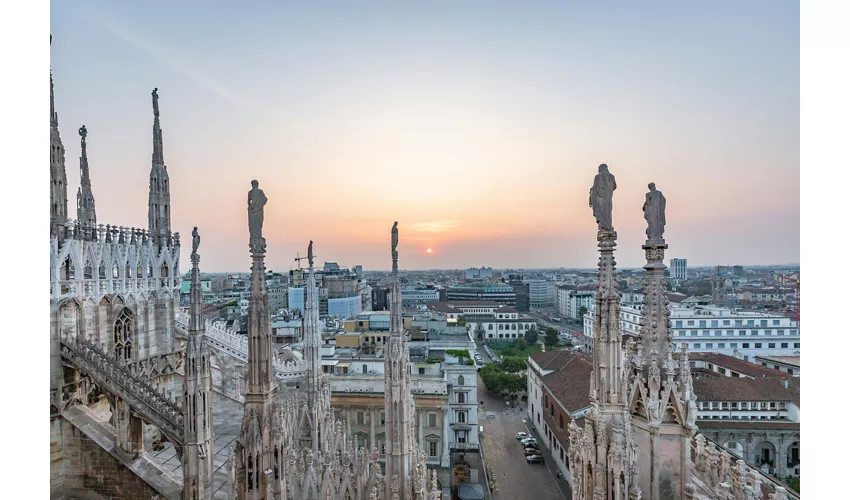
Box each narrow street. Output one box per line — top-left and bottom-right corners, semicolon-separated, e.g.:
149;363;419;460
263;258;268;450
477;375;568;500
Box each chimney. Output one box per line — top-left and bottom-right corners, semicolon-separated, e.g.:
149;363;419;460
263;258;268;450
783;378;788;389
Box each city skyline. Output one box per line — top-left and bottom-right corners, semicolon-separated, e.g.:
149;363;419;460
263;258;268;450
50;0;800;272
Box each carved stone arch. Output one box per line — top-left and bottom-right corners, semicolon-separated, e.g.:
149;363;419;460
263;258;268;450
661;387;685;425
113;307;135;363
628;379;649;420
83;298;98;341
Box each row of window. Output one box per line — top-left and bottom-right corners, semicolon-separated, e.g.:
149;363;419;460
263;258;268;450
678;319;787;328
700;401;786;410
701;415;786;420
677;342;799;350
675;329;797;337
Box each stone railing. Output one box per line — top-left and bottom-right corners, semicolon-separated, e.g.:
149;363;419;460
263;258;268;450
328;374;448;396
175;313;306;379
53;219;180;248
690;434;798;500
59;334;184;445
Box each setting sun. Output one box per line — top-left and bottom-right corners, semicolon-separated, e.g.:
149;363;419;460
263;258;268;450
426;248;432;253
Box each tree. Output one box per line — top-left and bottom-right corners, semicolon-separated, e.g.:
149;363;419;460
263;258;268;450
578;306;588;319
524;328;539;344
516;338;527;351
501;357;527;373
544;328;560;347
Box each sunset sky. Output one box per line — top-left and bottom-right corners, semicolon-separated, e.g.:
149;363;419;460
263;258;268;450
50;1;800;272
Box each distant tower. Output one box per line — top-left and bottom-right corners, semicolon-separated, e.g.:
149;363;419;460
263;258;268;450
50;57;69;234
385;222;415;500
711;266;725;304
235;190;283;499
183;232;214;499
76;125;97;228
148;88;172;247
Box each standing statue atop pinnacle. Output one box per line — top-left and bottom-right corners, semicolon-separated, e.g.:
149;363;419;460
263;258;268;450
191;226;200;257
78;125;87;144
308;240;314;268
643;182;666;242
589;164;617;231
391;221;399;273
152;88;160;117
247;180;267;248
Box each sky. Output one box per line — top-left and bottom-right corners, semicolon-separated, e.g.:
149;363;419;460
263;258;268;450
50;0;800;272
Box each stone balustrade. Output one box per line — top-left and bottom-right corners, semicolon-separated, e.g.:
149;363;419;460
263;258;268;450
328;374;448;396
174;313;306;379
59;334;184;445
53;219;180;248
689;434;798;500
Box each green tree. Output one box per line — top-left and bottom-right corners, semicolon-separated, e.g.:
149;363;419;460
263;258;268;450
501;357;527;373
516;338;527;350
524;328;539;344
544;328;560;347
578;306;588;319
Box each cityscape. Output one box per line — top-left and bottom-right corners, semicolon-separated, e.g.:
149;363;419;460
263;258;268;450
43;2;806;500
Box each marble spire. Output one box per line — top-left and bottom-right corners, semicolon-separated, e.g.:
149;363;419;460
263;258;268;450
236;181;283;499
626;182;698;499
183;230;214;499
304;240;325;451
50;40;69;233
147;88;172;246
569;165;639;500
385;222;414;499
76;125;97;228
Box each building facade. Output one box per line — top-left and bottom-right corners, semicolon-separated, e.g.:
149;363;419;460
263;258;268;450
446;283;516;306
671;258;688;280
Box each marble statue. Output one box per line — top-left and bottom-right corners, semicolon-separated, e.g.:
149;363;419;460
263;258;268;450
247;180;267;245
642;183;666;241
152;88;159;117
307;240;314;268
78;125;87;143
191;227;200;256
391;221;399;269
589;164;616;231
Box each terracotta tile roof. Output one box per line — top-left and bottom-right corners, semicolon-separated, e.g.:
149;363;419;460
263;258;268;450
425;302;461;314
689;353;790;379
754;355;800;368
692;375;798;405
528;351;593;413
495;306;518;313
445;300;501;306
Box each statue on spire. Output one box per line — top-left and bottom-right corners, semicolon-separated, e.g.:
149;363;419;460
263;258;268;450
391;221;399;273
307;240;314;268
589;164;616;231
152;87;160;117
78;125;87;146
192;226;200;258
643;182;666;242
247;180;267;248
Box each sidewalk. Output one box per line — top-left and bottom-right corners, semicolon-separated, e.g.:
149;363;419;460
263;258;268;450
522;418;573;500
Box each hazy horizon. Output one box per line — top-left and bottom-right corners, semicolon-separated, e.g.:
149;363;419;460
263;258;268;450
51;1;800;272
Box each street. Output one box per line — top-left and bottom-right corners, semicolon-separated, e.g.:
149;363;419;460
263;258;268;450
478;375;569;500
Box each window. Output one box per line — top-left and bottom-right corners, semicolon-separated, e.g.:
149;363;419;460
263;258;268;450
559;414;564;430
787;368;793;374
735;320;742;327
773;320;780;325
711;320;718;328
790;330;797;335
694;343;701;349
761;320;768;327
458;375;465;386
699;320;706;328
688;320;694;326
719;367;726;374
742;343;750;348
765;330;772;336
752;331;759;336
419;368;425;375
499;324;503;330
357;412;364;425
458;393;466;403
381;412;385;425
458;430;467;443
429;441;438;458
488;324;493;330
457;411;466;423
718;343;726;349
778;330;785;335
723;320;730;326
754;343;762;348
675;321;682;328
714;330;721;336
794;342;800;348
706;343;713;348
768;343;775;348
731;343;737;348
428;413;437;427
747;320;754;327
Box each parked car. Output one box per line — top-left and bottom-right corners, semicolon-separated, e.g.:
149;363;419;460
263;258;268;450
524;448;541;456
516;432;530;440
521;438;538;447
526;455;545;464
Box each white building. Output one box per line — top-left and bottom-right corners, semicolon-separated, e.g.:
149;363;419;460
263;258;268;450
288;286;305;313
557;286;571;317
671;258;688;280
328;295;362;319
568;289;594;320
401;287;440;306
584;302;800;362
465;267;494;279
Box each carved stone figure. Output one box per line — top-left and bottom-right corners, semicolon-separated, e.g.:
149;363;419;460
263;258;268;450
78;125;87;142
589;164;617;231
391;221;399;268
191;227;200;256
307;240;314;268
642;183;666;241
152;88;159;117
247;180;267;245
